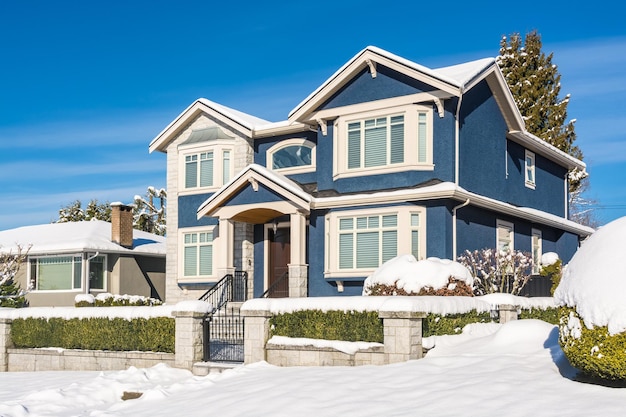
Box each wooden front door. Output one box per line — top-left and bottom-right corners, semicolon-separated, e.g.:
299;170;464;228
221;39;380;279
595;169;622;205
268;227;290;298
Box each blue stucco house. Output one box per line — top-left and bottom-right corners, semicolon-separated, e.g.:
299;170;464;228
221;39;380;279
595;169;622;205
149;46;593;303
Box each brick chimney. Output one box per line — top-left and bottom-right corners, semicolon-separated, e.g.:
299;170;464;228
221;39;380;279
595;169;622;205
111;203;134;249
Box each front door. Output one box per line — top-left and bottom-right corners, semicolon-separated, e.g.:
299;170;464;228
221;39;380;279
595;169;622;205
268;227;290;298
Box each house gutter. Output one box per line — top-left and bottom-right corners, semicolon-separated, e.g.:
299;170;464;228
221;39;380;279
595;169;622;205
452;199;470;260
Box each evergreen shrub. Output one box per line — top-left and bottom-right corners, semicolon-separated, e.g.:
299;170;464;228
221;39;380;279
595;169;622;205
559;307;626;381
270;310;384;343
11;317;174;352
422;311;493;337
519;307;559;324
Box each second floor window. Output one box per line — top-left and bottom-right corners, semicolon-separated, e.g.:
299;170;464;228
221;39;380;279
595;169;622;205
184;148;232;190
334;104;432;179
525;150;536;189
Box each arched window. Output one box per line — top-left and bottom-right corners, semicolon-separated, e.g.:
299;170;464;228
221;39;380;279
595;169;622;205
267;139;316;173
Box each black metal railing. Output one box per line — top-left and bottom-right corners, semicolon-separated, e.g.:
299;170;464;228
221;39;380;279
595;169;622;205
261;271;289;298
199;271;248;313
200;271;248;362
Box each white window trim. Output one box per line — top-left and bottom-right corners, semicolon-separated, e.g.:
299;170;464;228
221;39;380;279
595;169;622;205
266;138;316;174
28;254;84;292
178;141;234;195
531;228;542;275
324;206;426;278
525;150;536;189
178;226;217;283
333;103;434;180
496;219;514;252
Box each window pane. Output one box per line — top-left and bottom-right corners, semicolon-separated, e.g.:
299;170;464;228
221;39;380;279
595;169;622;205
339;218;353;230
199;245;213;276
390;118;404;164
184;246;197;276
382;215;397;228
200;153;214;187
356;232;379;268
411;213;420;227
356;217;368;229
382;230;397;263
273;145;312;169
347;127;361;169
89;256;105;290
223;150;231;183
411;230;420;259
339;234;354;269
418;113;427;163
364;125;386;167
37;257;73;290
73;256;82;289
185;160;198;188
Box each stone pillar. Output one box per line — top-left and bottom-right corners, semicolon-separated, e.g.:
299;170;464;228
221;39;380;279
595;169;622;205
379;311;426;363
216;219;235;278
288;211;308;298
498;304;518;323
0;318;12;372
242;309;271;364
173;310;207;369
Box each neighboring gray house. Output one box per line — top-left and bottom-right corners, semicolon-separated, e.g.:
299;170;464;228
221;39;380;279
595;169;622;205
0;204;165;307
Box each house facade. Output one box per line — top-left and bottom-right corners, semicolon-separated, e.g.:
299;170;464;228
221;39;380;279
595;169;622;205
149;46;593;303
0;204;166;306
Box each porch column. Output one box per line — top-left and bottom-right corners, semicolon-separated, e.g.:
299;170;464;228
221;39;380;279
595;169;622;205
288;211;308;298
216;218;235;278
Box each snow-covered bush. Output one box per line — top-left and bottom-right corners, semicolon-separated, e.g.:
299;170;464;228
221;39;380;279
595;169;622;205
0;244;29;308
457;248;532;296
362;255;474;296
539;252;562;296
555;216;626;381
75;293;162;307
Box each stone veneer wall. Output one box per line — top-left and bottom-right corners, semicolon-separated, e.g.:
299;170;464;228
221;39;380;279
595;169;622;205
7;349;174;372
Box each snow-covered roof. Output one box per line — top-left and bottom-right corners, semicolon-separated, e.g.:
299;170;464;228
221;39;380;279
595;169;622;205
0;220;166;256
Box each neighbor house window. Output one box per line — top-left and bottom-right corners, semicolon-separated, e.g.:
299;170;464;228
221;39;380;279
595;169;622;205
88;255;106;290
182;229;214;278
525;150;536;189
267;139;316;174
531;228;542;274
183;147;233;190
30;255;82;291
496;220;514;252
326;207;426;277
333;104;433;179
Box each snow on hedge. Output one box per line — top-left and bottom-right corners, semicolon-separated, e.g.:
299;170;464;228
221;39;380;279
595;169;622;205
362;255;473;294
555;216;626;334
0;300;213;320
242;294;554;316
267;336;383;355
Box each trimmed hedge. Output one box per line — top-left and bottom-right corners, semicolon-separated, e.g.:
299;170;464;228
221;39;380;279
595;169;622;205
519;307;559;324
270;310;384;343
559;307;626;381
11;317;175;353
423;311;493;337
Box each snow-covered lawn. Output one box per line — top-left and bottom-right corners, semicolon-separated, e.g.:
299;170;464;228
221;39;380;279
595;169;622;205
1;319;625;417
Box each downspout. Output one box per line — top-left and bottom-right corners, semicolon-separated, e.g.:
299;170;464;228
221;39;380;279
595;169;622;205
85;251;99;294
452;199;470;261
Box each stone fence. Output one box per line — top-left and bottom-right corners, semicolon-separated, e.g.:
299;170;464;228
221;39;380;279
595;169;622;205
0;303;209;373
240;295;544;368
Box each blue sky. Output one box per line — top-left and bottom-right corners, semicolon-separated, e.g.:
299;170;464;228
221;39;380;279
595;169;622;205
1;0;625;230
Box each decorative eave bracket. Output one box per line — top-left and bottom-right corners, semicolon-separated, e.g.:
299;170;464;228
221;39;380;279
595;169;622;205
248;177;259;192
316;119;328;136
366;59;377;78
434;98;445;118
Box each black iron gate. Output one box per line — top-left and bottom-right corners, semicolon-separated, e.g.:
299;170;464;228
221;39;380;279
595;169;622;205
203;306;244;362
200;271;247;362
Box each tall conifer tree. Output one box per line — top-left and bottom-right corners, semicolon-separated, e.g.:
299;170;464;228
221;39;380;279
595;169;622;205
497;31;586;192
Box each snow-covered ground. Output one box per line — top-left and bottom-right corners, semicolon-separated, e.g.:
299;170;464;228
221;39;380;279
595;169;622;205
1;319;625;417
